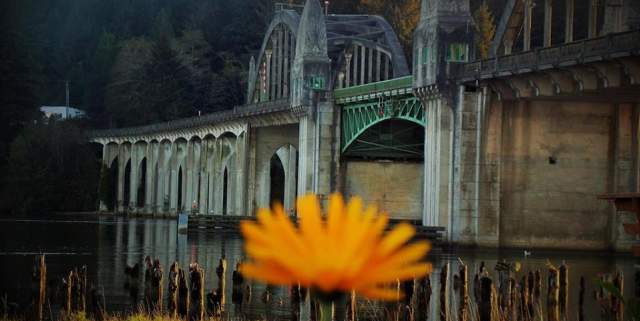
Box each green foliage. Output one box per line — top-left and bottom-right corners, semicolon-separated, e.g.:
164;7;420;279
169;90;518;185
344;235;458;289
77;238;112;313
0;119;101;214
594;278;640;321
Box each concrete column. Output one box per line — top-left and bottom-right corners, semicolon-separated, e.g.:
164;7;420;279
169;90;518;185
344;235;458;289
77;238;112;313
271;37;277;100
144;144;156;213
235;133;248;216
265;50;273;101
384;54;390;79
612;104;638;250
345;52;352;87
285;145;298;215
129;145;139;212
191;140;202;213
246;128;258;217
208;139;218;215
298;115;315;196
198;139;209;215
367;45;373;84
523;0;533;51
565;0;574;43
283;31;290;97
602;0;624;34
169;143;179;213
376;50;381;82
99;144;109;212
588;0;599;38
116;145;127;213
214;140;225;215
544;0;553;47
360;45;365;85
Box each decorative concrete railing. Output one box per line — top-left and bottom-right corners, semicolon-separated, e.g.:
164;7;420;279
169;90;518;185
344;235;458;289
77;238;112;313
458;29;640;82
89;99;291;139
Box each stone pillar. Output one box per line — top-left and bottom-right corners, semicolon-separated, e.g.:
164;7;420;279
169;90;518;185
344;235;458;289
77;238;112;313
544;0;553;47
214;140;225;215
612;104;639;250
285;145;298;215
145;143;156;213
283;31;290;97
198;138;210;215
265;50;273;101
246;128;258;217
169;144;179;213
297;100;338;205
602;0;624;34
452;86;483;246
420;93;453;233
565;0;574;43
184;141;194;212
129;145;139;212
99;144;109;212
523;0;533;51
235;132;248;216
117;144;130;213
345;52;352;87
359;45;365;85
208;139;218;215
588;0;599;38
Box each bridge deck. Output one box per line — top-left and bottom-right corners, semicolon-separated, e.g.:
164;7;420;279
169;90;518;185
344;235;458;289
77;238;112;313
187;215;446;244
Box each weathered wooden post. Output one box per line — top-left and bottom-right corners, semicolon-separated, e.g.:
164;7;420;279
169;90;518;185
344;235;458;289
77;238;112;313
457;263;469;321
168;262;179;318
520;275;529;320
578;276;585;321
152;259;164;313
559;263;568;316
215;257;227;313
612;272;624;321
232;262;244;305
144;256;153;312
478;275;494;321
178;267;190;318
189;263;205;321
440;263;448;321
547;264;559;321
64;270;74;314
32;255;46;321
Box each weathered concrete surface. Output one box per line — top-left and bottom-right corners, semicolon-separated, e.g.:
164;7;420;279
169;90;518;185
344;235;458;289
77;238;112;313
493;100;634;250
343;160;423;220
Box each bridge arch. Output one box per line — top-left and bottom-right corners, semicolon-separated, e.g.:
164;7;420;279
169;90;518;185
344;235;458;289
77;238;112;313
249;10;300;104
341;97;425;153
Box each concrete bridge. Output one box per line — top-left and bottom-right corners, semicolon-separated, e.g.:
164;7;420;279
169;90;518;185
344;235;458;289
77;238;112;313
91;0;640;250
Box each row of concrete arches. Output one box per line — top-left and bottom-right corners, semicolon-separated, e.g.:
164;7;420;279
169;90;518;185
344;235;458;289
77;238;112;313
99;132;299;216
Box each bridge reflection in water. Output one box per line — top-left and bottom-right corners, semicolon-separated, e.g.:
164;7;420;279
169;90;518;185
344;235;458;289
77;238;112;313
0;215;636;320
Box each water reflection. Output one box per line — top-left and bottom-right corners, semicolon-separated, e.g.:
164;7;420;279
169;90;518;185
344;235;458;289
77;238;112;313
0;215;636;321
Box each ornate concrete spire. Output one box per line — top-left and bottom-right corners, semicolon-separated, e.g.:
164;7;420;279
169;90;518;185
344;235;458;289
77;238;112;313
291;0;330;107
294;0;328;60
247;56;257;104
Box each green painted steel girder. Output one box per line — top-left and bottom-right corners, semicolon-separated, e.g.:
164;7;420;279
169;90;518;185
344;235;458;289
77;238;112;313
341;95;425;153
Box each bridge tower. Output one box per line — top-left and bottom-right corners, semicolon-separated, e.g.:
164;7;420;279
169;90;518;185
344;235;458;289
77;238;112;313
413;0;476;243
291;0;336;199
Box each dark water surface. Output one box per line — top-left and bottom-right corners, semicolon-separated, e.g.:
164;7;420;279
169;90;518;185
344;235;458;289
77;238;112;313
0;214;636;320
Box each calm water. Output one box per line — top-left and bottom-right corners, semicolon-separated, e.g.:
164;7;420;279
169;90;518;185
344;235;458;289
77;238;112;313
0;215;637;320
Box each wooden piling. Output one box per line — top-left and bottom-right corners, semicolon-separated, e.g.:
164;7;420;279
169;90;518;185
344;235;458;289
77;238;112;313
440;263;449;321
458;263;469;321
559;263;568;316
612;272;624;321
232;262;244;305
547;264;559;321
152;259;164;313
478;275;494;321
144;256;153;312
578;276;585;321
520;274;530;320
168;262;179;318
216;258;227;312
64;270;74;314
189;263;205;321
32;255;46;321
178;267;190;318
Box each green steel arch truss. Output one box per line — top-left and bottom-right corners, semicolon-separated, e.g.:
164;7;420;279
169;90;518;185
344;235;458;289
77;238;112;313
341;95;425;153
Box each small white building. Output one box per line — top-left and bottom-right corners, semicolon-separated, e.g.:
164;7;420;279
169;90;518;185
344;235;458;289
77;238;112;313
40;106;86;120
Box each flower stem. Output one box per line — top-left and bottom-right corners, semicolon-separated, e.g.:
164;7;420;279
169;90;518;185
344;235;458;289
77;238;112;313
318;299;333;321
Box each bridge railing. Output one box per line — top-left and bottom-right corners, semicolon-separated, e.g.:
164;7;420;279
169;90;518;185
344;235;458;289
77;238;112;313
89;99;290;139
459;29;640;82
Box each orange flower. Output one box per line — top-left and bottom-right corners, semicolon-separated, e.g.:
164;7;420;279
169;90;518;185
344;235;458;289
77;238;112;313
239;193;432;300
